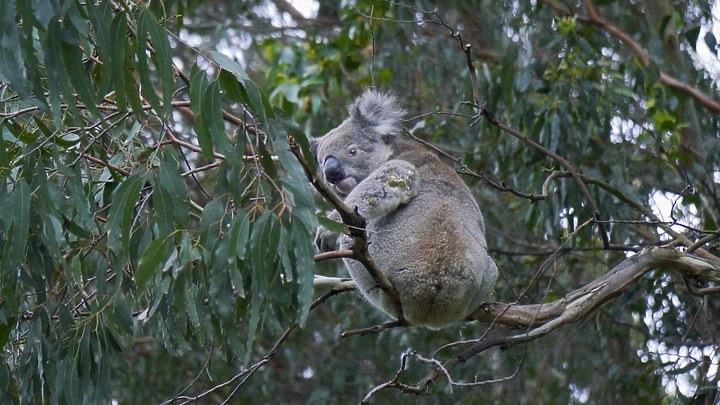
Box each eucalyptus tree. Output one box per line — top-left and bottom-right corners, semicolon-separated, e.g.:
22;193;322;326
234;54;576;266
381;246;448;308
1;1;719;403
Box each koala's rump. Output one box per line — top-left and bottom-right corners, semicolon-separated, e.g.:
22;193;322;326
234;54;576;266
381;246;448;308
349;197;492;328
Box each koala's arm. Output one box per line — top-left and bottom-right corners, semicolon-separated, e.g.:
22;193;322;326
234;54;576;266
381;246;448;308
344;160;418;220
315;160;418;252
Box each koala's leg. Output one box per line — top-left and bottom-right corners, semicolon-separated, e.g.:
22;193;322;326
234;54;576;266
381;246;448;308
344;160;419;220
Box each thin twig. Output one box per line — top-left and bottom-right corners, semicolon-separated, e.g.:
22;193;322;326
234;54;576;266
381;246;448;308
341;320;404;338
403;127;546;202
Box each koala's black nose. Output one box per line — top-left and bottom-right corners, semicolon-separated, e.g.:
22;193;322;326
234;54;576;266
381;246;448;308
323;156;345;184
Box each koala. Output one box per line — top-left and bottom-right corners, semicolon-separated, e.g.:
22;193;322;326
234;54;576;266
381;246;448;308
313;90;498;329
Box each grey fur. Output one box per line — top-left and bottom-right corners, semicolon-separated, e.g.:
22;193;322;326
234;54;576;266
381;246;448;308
314;90;498;329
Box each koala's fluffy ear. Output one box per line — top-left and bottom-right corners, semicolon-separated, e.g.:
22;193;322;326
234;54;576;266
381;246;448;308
309;137;319;160
349;90;405;140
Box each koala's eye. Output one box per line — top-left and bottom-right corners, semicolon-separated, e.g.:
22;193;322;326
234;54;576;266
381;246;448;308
348;147;357;157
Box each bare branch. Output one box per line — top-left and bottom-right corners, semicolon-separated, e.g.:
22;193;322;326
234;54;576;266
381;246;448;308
341;320;404;338
471;248;720;329
546;171;719;261
403;127;547;202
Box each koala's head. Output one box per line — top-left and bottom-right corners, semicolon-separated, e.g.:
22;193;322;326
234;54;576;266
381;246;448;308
312;90;405;195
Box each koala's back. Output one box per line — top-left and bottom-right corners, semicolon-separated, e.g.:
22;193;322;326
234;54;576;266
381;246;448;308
344;141;497;328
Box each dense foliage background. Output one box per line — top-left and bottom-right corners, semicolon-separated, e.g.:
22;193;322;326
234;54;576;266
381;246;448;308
1;0;720;403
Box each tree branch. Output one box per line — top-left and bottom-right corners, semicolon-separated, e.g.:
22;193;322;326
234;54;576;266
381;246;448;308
545;171;719;261
471;247;720;328
403;127;547;202
364;247;720;398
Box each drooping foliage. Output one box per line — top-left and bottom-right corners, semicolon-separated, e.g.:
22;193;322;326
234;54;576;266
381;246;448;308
0;0;719;404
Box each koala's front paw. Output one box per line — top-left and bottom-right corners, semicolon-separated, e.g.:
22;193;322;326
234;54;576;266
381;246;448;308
315;225;339;252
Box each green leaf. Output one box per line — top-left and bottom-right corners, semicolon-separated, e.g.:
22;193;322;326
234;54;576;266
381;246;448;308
204;80;232;156
105;171;145;254
242;76;270;124
316;215;347;234
0;181;30;272
135;7;162;115
32;159;64;264
218;70;249;105
139;6;175;117
44;18;67;127
0;0;32;103
247;211;279;361
273;106;315;173
152;185;175;237
0;127;8;169
218;71;249;158
198;197;227;264
0;321;12;350
86;1;113;60
80;329;92;381
207;51;251;81
20;3;48;111
124;54;145;118
227;210;251;264
549;111;560;152
153;157;188;235
290;220;314;324
109;11;128;110
184;283;200;326
61;42;102;119
190;67;214;159
135;234;174;293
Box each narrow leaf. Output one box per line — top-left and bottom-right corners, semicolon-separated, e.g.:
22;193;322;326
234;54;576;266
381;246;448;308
135;7;161;114
152;184;175;236
207;51;251;81
190;68;213;159
0;0;32;102
105;171;145;253
291;221;314;324
0;181;30;272
204;80;232;155
141;6;175;116
135;235;173;292
227;211;251;264
109;11;128;109
61;42;102;118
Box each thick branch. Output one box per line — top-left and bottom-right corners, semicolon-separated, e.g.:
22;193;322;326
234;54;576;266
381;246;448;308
471;247;720;328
